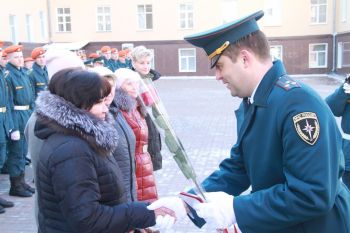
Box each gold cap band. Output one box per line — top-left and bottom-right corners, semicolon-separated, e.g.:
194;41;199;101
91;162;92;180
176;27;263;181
208;41;230;59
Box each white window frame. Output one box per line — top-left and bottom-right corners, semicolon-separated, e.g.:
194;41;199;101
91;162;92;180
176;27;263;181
310;0;327;24
341;0;348;23
57;7;71;32
179;2;194;29
39;11;47;40
96;6;111;32
342;42;350;67
220;0;238;24
337;42;343;69
25;14;33;42
178;48;196;72
137;4;153;30
309;43;328;68
121;43;134;50
9;14;18;45
270;45;283;61
264;0;282;26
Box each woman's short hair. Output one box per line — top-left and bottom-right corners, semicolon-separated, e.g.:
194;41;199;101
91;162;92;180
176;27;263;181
49;68;111;110
131;45;153;62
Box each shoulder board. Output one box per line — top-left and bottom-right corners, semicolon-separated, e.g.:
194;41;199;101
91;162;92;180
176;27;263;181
275;75;300;91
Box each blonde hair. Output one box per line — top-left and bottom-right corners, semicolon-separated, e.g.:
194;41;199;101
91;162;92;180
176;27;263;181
131;46;153;62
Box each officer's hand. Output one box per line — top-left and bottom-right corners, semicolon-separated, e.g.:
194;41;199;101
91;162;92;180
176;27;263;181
147;196;188;221
10;130;20;141
343;83;350;94
194;191;235;229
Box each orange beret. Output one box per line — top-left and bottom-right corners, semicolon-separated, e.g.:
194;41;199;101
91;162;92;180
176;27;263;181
88;53;99;59
101;46;111;53
4;45;23;54
31;47;46;59
118;50;127;57
0;41;4;48
111;48;118;53
24;57;34;62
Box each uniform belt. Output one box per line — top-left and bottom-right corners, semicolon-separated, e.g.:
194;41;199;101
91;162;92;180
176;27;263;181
14;105;30;110
0;107;6;113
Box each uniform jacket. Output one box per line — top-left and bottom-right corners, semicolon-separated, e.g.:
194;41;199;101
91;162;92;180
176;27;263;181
34;91;155;233
115;89;158;202
5;63;34;132
202;60;350;233
109;101;137;202
0;67;14;142
29;62;48;97
325;85;350;171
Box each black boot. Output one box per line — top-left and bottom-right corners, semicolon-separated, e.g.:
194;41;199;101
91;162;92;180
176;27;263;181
20;173;35;193
1;164;8;174
0;205;5;214
0;197;14;208
9;176;32;197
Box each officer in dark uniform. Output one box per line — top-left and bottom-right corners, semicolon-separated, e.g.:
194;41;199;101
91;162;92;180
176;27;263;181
29;47;48;98
4;45;35;197
326;75;350;189
149;10;350;233
0;48;15;213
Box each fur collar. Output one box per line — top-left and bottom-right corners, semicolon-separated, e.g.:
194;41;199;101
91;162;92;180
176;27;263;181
35;91;118;156
113;88;148;117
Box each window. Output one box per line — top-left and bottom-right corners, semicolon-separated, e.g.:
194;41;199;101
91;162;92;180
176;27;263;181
270;45;283;61
57;7;71;32
122;43;134;50
39;11;47;40
97;6;111;32
310;0;327;24
341;0;349;22
342;42;350;67
137;4;153;30
264;0;282;26
220;0;238;24
178;48;196;72
25;14;33;42
309;43;328;68
179;3;194;29
9;14;18;44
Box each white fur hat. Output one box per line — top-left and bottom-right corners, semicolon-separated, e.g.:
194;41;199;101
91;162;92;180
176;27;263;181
114;68;141;88
45;49;85;79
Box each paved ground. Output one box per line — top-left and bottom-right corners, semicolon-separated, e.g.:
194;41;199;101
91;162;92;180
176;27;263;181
0;75;343;233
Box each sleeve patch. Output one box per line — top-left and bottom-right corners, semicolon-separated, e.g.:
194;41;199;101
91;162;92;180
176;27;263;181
293;112;320;145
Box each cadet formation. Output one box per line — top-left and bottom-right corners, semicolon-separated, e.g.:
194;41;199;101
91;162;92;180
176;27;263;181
0;9;349;233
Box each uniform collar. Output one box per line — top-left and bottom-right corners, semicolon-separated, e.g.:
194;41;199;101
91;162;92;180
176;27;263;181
252;60;287;107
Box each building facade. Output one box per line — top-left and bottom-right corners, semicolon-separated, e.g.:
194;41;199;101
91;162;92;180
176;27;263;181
0;0;349;75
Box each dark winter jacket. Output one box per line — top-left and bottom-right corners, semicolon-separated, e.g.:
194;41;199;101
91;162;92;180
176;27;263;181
109;101;137;202
34;91;155;233
115;89;158;202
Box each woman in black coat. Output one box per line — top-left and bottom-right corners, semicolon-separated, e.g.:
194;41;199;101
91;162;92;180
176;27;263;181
34;68;174;233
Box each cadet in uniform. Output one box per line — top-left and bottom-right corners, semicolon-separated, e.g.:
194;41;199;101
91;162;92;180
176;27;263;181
111;48;120;71
0;48;15;213
100;45;115;71
149;10;350;233
29;47;48;98
326;75;350;189
4;45;35;197
23;57;34;74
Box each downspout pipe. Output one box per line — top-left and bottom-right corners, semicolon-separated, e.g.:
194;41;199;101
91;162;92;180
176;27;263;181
46;0;52;43
331;0;337;73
